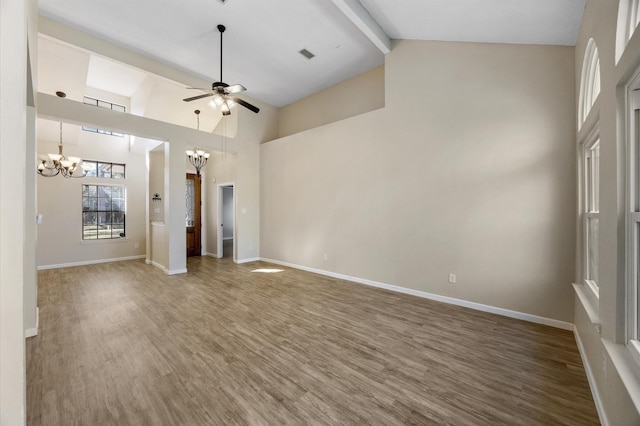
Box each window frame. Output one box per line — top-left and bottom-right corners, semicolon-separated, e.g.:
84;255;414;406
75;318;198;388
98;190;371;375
626;74;640;366
82;96;126;137
81;183;127;241
583;134;601;298
81;160;126;179
579;39;601;129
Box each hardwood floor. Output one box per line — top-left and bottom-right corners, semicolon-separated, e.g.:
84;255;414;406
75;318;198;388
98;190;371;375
27;257;598;425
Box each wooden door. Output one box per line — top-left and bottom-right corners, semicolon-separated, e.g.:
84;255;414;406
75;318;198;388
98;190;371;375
186;173;201;257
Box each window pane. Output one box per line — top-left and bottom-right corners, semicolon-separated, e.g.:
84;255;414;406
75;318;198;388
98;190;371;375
82;184;96;197
113;225;125;238
82;197;97;211
98;163;112;178
83;226;98;240
97;185;112;199
82;161;98;177
98;198;112;211
186;179;195;227
113;212;125;224
97;100;110;109
97;224;112;239
111;186;124;198
587;216;599;284
592;145;600;212
112;198;125;212
112;164;125;179
82;211;97;226
112;104;125;113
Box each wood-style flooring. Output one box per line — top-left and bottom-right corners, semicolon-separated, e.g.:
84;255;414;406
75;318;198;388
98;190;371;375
27;257;598;425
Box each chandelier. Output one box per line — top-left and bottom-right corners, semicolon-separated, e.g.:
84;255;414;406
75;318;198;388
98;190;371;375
37;95;87;178
186;110;210;178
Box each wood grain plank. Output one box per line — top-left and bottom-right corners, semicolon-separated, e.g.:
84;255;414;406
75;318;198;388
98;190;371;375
27;257;599;425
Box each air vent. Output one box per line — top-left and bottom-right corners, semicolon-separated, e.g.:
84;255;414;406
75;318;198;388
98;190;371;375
216;0;228;4
299;48;315;60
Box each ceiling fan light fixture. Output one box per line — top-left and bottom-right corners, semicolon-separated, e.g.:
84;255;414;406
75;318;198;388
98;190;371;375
182;24;259;115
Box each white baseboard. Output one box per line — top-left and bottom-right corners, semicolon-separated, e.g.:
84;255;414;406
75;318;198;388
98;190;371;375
204;252;222;259
38;255;146;270
260;257;574;331
25;307;39;339
574;327;608;426
235;257;260;264
166;268;187;275
223;237;234;241
149;260;167;273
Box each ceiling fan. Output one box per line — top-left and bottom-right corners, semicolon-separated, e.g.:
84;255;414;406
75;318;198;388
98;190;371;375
183;24;259;116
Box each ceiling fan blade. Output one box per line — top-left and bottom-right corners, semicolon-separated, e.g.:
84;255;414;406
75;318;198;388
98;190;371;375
225;84;246;94
183;93;214;102
186;87;213;91
231;97;259;113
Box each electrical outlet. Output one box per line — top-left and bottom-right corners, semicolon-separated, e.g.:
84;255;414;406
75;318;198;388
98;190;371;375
134;243;139;249
323;253;328;261
448;273;456;284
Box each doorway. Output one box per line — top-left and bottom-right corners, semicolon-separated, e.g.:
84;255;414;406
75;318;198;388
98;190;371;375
186;173;201;257
217;183;235;260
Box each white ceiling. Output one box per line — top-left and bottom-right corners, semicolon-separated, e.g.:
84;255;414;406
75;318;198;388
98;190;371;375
38;0;585;108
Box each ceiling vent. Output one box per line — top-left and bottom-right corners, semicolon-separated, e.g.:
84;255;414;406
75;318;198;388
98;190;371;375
299;48;315;60
216;0;228;4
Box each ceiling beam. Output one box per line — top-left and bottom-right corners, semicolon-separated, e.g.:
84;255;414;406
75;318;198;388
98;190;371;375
37;92;232;152
330;0;391;54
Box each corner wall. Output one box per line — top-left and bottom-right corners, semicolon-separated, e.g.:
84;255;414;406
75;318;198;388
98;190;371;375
261;40;577;323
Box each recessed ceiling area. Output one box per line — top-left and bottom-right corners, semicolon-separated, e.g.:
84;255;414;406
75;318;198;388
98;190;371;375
37;0;585;107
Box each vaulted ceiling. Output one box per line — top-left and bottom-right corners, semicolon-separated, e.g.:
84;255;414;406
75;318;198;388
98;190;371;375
38;0;586;108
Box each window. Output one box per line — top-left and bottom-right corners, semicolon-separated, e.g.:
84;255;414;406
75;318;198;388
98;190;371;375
81;161;126;179
627;76;640;364
82;185;126;240
82;96;126;137
579;39;601;128
617;0;640;63
583;137;600;297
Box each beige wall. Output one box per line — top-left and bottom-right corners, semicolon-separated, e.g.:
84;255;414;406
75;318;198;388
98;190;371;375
37;123;147;267
261;40;577;323
204;152;236;257
278;65;385;138
573;0;640;423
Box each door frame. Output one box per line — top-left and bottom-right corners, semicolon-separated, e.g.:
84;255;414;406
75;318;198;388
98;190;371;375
217;182;236;261
186;173;202;257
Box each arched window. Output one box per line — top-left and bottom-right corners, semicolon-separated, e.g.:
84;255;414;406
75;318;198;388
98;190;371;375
578;39;601;128
616;0;640;63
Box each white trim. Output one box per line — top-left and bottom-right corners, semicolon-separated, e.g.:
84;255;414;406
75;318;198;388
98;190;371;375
260;257;573;330
223;237;234;241
204;252;222;259
235;257;260;264
25;307;39;339
217;182;235;263
80;237;129;245
602;338;640;417
149;260;166;273
166;268;187;275
37;255;146;270
572;282;601;333
573;327;609;426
